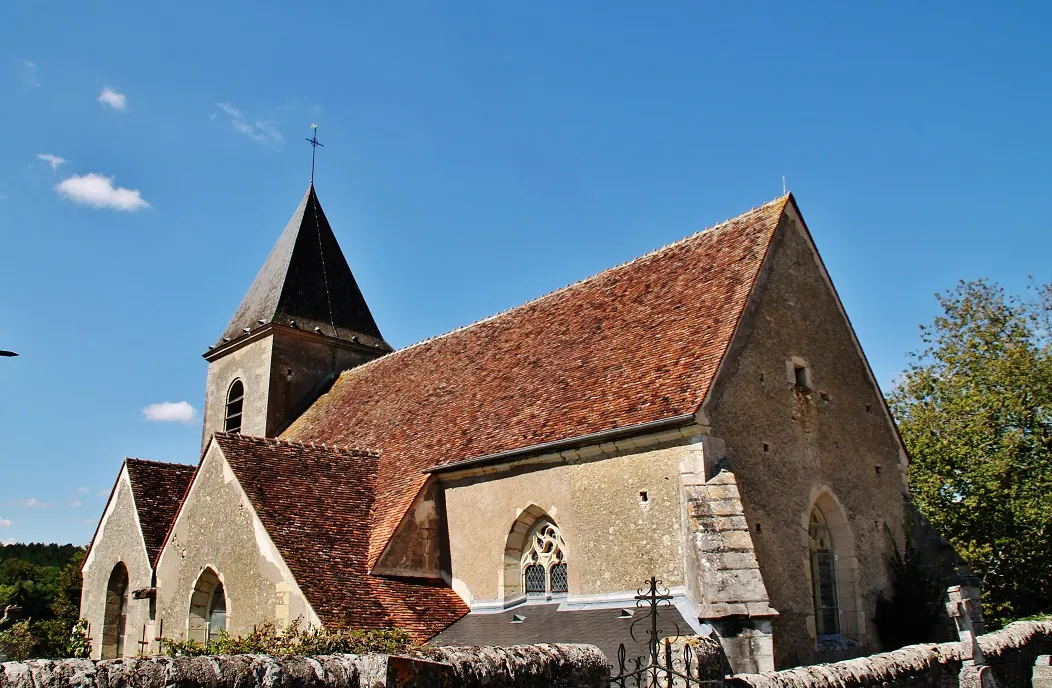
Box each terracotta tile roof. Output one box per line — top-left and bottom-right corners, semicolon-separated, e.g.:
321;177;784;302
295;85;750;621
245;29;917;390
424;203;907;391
124;458;196;566
212;432;468;640
284;195;792;569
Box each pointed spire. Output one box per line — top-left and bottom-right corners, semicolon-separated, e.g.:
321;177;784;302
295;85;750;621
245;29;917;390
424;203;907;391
213;185;392;352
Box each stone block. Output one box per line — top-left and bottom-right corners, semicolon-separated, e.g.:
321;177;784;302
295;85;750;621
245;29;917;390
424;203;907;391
1035;656;1052;688
713;551;759;569
703;568;769;604
714;516;748;531
720;530;755;551
706;470;736;486
708;500;744;517
704;485;741;501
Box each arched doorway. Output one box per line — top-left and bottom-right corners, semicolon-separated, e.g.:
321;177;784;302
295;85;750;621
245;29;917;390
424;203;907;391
189;568;227;643
101;562;129;659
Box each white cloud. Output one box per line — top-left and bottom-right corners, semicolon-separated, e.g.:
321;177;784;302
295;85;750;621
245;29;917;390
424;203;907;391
21;498;48;508
97;488;109;497
215;101;283;147
98;87;127;111
143;400;197;423
76;486;89;494
36;153;67;170
68;499;82;508
55;173;150;211
21;60;38;87
0;517;11;528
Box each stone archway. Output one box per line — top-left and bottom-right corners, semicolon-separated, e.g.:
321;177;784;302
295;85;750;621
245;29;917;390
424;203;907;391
101;562;129;659
188;568;226;643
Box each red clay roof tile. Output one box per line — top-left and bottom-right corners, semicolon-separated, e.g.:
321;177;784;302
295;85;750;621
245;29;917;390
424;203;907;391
125;459;196;566
213;432;468;641
284;195;791;570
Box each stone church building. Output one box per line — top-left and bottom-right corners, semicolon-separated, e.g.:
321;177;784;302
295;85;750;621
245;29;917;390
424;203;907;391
82;186;925;671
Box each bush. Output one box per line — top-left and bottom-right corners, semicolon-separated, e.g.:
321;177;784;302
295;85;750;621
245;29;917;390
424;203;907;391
158;619;414;657
874;525;946;650
0;620;37;661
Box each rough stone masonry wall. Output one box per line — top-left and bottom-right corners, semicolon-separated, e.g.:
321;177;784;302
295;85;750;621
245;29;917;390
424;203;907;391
728;620;1052;688
0;644;607;688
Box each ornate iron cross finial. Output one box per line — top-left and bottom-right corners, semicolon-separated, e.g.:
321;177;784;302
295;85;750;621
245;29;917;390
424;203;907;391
305;124;324;183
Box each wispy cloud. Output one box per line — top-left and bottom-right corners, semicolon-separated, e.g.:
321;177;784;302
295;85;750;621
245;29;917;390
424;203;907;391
55;173;150;211
143;400;197;423
76;486;90;494
21;59;39;87
21;498;48;508
215;101;283;147
0;517;11;528
97;488;109;497
36;153;67;171
68;499;82;508
98;87;127;111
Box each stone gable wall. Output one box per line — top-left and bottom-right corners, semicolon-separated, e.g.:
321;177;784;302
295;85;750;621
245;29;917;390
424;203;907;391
153;443;317;643
80;467;153;660
705;209;910;667
729;620;1052;688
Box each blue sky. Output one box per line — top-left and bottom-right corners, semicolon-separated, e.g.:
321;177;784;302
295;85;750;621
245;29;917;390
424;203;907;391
1;2;1049;545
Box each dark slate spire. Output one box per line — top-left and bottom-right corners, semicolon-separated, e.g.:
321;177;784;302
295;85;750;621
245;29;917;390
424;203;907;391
215;184;391;351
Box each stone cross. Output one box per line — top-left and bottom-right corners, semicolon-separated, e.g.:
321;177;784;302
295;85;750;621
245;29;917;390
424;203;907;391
946;585;985;665
947;586;999;688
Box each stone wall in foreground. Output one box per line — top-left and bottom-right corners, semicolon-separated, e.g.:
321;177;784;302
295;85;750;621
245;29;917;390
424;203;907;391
729;620;1052;688
0;644;608;688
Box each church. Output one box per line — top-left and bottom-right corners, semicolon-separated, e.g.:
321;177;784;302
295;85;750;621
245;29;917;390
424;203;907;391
81;184;926;671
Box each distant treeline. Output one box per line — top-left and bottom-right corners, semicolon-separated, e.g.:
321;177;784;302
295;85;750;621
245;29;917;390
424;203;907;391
0;542;86;660
0;543;83;569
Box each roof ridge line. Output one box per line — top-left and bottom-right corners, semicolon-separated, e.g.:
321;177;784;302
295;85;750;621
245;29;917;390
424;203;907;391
331;194;791;381
216;431;380;457
124;457;196;469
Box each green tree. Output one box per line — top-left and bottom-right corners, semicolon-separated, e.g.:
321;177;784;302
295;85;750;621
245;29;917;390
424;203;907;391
888;279;1052;627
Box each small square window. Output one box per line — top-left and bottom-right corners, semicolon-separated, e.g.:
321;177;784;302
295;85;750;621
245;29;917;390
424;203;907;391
794;364;810;390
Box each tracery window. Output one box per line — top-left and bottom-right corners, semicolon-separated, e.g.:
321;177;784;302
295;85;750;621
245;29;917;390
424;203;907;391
521;520;568;598
808;506;840;636
225;379;244;434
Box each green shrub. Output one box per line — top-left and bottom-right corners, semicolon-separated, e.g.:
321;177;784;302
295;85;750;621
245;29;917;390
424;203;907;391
0;620;37;661
158;619;414;657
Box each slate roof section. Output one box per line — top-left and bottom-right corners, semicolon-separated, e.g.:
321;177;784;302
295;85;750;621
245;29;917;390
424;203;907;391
124;459;196;566
215;184;391;351
212;432;469;641
432;603;693;665
284;194;792;568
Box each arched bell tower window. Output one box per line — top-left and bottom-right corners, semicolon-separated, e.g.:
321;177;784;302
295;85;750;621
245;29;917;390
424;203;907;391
224;380;244;434
521;520;568;598
808;506;840;636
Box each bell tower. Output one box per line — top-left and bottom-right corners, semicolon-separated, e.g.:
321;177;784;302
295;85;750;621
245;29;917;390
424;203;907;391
201;183;392;448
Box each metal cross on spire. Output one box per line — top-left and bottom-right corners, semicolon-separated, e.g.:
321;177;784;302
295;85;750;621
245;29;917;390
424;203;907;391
305;124;324;184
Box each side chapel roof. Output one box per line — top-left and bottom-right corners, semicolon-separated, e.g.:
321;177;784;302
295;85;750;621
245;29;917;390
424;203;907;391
212;432;469;640
124;459;197;566
284;194;794;570
214;184;391;352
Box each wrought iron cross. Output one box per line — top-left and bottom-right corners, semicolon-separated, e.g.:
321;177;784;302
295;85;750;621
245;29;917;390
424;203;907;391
305;124;324;183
